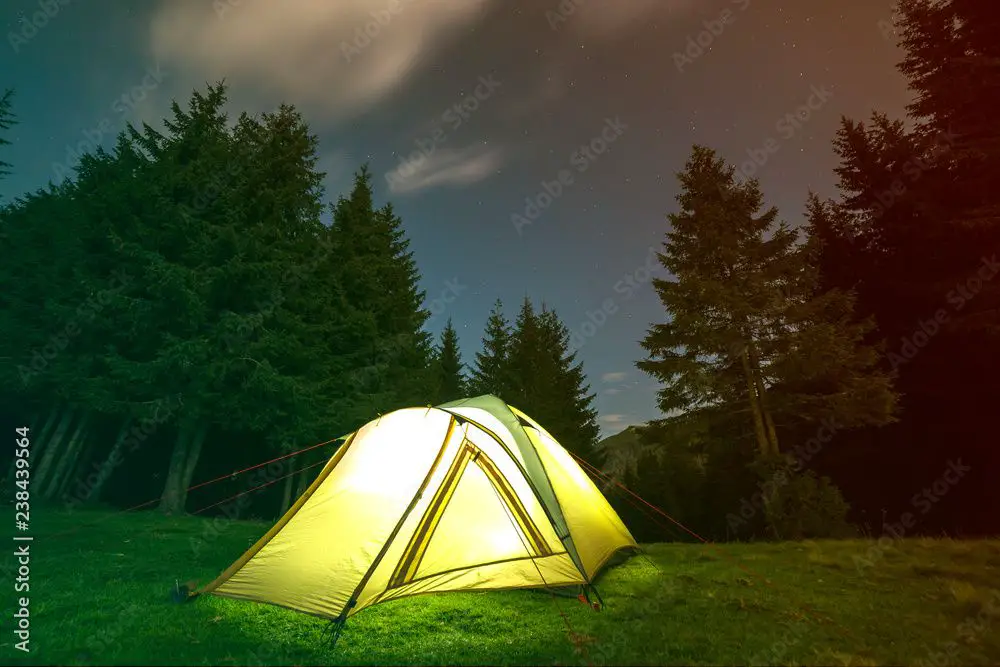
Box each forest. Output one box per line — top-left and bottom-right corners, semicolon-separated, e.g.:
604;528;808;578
1;0;997;542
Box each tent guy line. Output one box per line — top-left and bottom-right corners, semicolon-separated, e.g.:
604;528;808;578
574;452;857;641
42;436;345;542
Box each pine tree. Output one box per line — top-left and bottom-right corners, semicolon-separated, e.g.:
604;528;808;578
133;84;245;514
631;146;898;539
506;298;599;460
505;297;540;408
536;306;600;461
331;166;432;419
430;319;466;404
895;0;1000;337
812;0;1000;535
468;298;512;398
898;0;1000;232
639;146;784;458
0;83;441;518
638;146;896;459
0;89;14;182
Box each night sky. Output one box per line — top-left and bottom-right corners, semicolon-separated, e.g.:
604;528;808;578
1;0;910;435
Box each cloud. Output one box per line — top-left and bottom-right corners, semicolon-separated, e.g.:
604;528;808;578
386;145;502;195
601;414;627;424
564;0;695;39
602;371;627;383
501;60;570;120
148;0;493;123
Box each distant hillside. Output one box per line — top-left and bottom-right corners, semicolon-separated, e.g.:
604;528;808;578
594;425;649;479
597;424;643;453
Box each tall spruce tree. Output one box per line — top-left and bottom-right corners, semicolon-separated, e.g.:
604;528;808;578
813;0;1000;535
0;83;442;519
536;306;600;461
0;89;14;182
505;297;541;409
506;298;599;460
468;298;512;398
330;166;432;420
638;145;895;462
430;319;466;404
629;146;896;540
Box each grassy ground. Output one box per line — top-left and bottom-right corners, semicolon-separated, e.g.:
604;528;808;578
2;507;999;666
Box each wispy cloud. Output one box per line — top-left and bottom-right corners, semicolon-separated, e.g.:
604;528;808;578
148;0;493;123
564;0;695;39
386;145;503;195
602;371;627;383
602;414;627;424
501;61;570;120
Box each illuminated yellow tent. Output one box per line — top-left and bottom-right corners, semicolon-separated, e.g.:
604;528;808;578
191;395;636;624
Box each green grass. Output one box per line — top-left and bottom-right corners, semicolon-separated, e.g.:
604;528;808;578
4;507;1000;665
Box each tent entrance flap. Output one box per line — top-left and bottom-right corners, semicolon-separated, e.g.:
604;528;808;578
388;439;552;589
437;400;585;575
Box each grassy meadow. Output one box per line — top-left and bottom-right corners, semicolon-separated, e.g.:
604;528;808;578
3;508;999;666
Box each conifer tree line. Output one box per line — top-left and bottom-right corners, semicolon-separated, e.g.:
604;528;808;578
602;0;999;541
0;85;597;517
1;0;996;539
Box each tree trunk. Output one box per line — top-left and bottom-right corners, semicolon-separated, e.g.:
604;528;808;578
747;341;780;456
295;464;312;498
88;419;133;504
159;424;192;514
57;430;95;500
31;406;60;461
54;414;91;498
181;425;208;496
740;347;771;457
159;422;207;515
43;412;90;499
34;407;76;491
